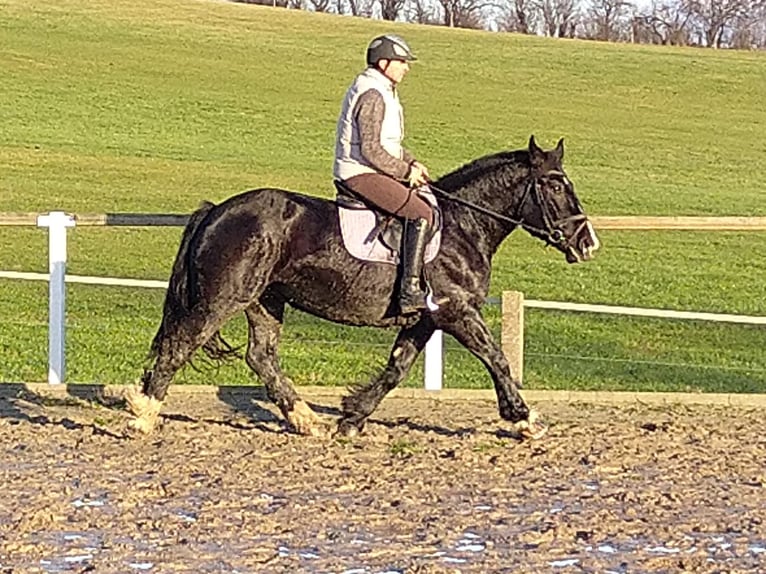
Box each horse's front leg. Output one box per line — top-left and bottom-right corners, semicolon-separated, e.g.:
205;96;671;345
337;317;435;437
439;306;547;440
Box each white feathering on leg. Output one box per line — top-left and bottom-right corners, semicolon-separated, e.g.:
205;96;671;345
125;386;150;417
125;387;163;434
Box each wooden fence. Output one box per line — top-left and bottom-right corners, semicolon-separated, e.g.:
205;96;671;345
4;212;766;229
1;211;766;385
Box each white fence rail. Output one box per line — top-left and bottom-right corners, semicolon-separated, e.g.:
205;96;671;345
522;299;766;325
2;211;766;386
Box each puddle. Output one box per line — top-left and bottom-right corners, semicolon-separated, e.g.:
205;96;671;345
176;510;197;522
277;544;321;560
549;558;580;567
71;498;106;508
455;531;485;553
646;545;681;554
455;543;485;552
39;554;95;573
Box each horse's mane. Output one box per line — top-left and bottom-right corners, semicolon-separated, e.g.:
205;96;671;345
434;149;530;193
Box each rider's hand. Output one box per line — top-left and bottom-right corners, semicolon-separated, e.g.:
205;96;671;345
408;161;430;188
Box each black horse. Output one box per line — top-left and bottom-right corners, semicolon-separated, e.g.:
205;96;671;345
126;136;599;439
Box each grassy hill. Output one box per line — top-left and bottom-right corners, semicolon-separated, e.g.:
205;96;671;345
3;0;765;215
1;0;765;391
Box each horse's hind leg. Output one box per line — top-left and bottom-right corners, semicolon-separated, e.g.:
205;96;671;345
337;318;435;437
127;309;234;433
244;295;323;436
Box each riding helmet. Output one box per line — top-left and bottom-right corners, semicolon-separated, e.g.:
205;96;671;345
366;35;418;66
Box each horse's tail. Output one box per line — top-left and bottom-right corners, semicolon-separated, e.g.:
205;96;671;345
149;200;240;364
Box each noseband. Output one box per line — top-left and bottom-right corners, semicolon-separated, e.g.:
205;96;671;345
428;170;588;248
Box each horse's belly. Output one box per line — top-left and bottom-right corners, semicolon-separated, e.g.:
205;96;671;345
278;264;399;326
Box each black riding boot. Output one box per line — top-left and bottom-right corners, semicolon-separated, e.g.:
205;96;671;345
398;218;430;315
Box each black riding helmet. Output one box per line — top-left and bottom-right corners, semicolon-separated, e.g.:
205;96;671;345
366;35;417;67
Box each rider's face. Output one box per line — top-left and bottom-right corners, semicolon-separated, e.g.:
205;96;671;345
378;59;410;84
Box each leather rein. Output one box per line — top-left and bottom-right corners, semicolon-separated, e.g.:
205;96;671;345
426;170;588;248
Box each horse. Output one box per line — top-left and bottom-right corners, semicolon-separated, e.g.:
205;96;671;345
126;135;600;439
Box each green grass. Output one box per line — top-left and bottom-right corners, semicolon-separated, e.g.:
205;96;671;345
1;0;765;392
3;278;764;392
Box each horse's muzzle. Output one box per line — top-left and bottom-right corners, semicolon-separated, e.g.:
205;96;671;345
565;220;600;264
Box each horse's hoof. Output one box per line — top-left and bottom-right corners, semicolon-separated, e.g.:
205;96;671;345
520;420;548;440
334;420;360;439
302;423;327;438
513;409;548;440
290;424;326;438
126;417;154;435
287;400;324;437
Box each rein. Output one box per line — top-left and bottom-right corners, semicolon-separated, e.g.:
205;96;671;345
426;172;587;247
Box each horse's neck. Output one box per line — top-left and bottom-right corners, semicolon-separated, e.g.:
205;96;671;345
438;170;528;256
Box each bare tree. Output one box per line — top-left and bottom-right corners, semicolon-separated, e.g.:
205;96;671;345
231;0;290;7
379;0;407;19
535;0;579;36
582;0;633;40
305;0;332;9
437;0;493;27
408;0;444;23
335;0;375;15
687;0;752;46
750;0;766;47
498;0;538;32
633;0;694;44
727;0;766;47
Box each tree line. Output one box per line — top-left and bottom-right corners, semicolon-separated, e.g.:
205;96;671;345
238;0;766;49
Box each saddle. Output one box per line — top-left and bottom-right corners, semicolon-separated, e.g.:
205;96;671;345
333;180;442;265
334;180;404;253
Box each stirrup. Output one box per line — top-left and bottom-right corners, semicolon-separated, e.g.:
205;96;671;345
400;283;441;315
399;294;428;315
424;284;440;311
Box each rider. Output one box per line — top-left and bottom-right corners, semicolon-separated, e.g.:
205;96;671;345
333;34;436;315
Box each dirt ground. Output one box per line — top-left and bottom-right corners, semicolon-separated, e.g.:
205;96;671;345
1;384;765;574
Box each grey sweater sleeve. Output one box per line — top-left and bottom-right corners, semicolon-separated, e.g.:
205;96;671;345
354;90;412;180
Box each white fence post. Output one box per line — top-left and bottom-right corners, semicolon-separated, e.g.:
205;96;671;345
424;329;443;390
36;211;76;384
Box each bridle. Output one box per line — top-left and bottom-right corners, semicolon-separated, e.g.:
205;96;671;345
427;170;589;249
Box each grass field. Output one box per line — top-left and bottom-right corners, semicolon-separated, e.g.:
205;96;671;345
1;0;765;392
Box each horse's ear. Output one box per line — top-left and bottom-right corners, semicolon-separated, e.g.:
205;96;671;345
553;138;565;162
529;135;542;153
529;135;545;167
